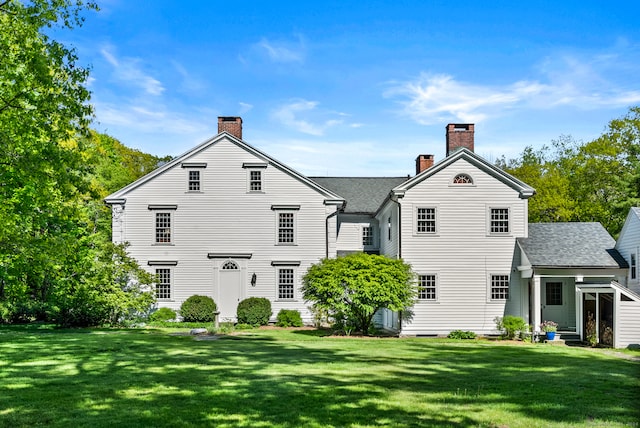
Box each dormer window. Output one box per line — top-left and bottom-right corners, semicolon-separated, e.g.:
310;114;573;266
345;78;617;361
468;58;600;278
453;173;473;184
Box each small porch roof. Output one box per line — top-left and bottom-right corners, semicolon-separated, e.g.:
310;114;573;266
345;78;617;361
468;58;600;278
518;222;628;269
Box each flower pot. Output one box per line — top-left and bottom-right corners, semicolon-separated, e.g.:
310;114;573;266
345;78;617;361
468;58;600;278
546;331;556;341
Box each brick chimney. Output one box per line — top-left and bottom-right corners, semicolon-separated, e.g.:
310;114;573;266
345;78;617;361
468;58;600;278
218;116;243;139
446;123;474;156
415;154;434;175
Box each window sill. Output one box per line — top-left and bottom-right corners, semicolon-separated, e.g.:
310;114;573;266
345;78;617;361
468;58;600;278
247;191;265;194
157;299;175;302
276;299;298;302
416;300;439;304
185;191;204;194
152;243;175;246
275;243;298;246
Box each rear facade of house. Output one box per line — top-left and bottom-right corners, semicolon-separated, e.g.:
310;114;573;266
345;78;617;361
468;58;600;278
106;118;640;347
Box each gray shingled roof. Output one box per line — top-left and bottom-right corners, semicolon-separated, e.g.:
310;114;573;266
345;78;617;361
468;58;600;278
518;223;628;268
632;207;640;219
309;177;408;214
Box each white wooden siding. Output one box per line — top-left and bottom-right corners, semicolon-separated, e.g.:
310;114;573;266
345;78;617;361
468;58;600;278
376;203;399;259
335;214;378;254
615;210;640;289
117;137;338;322
395;158;528;335
617;297;640;348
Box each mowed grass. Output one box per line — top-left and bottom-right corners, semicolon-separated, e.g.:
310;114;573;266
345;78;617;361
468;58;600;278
1;325;638;427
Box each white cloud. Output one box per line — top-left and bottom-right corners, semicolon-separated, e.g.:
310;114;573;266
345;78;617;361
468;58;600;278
386;48;640;125
239;102;254;114
271;99;344;136
100;46;165;96
254;36;305;63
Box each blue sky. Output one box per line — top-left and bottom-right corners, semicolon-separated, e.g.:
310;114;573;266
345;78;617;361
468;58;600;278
60;0;640;176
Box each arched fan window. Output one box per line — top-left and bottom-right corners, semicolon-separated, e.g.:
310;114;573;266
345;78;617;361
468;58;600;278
221;260;239;270
453;173;473;184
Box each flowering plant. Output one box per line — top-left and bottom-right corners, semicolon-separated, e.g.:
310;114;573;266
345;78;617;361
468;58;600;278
540;320;558;332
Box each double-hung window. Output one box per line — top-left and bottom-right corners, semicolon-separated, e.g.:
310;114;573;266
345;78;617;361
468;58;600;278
149;205;177;244
272;205;299;245
243;163;267;193
631;253;637;280
416;207;437;234
418;274;437;300
155;268;171;300
490;274;509;300
278;268;295;300
181;162;206;192
188;170;200;191
489;208;510;234
155;212;172;244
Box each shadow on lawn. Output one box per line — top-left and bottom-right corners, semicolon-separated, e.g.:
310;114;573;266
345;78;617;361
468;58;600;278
1;326;638;427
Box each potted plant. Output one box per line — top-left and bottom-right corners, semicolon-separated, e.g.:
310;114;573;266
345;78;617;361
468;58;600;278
540;320;558;341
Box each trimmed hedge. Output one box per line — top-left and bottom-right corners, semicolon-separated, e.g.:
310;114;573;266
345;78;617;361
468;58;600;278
180;295;218;323
149;307;177;322
276;309;303;327
237;297;272;326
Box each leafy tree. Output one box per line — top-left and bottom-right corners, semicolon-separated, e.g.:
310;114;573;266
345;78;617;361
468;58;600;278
302;253;415;335
499;106;640;236
0;1;157;326
0;0;96;317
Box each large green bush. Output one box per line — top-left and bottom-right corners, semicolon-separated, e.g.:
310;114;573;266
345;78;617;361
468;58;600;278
149;307;177;322
276;309;303;327
237;297;272;326
495;315;527;340
180;295;218;322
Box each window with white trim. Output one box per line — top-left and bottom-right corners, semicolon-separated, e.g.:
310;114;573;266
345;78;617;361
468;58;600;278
418;274;437;300
278;268;295;299
278;212;295;244
155;212;172;244
188;170;200;191
416;207;437;234
155;268;171;300
387;216;392;241
631;253;637;280
362;226;373;246
490;274;509;300
489;208;510;234
249;170;262;191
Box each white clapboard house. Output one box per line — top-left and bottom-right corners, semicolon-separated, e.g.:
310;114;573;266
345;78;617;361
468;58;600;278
105;117;640;348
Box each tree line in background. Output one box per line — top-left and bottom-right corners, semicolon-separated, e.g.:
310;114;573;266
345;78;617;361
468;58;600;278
1;1;639;327
497;107;640;237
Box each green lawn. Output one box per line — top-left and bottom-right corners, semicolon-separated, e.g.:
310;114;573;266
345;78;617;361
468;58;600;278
1;325;638;427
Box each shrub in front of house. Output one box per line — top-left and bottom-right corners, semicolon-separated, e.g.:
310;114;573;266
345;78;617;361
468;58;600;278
149;307;177;322
236;297;272;326
447;330;477;339
276;309;303;327
180;295;218;322
494;315;527;340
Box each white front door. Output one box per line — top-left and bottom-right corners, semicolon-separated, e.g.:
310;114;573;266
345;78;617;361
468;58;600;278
542;281;568;328
218;260;242;321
